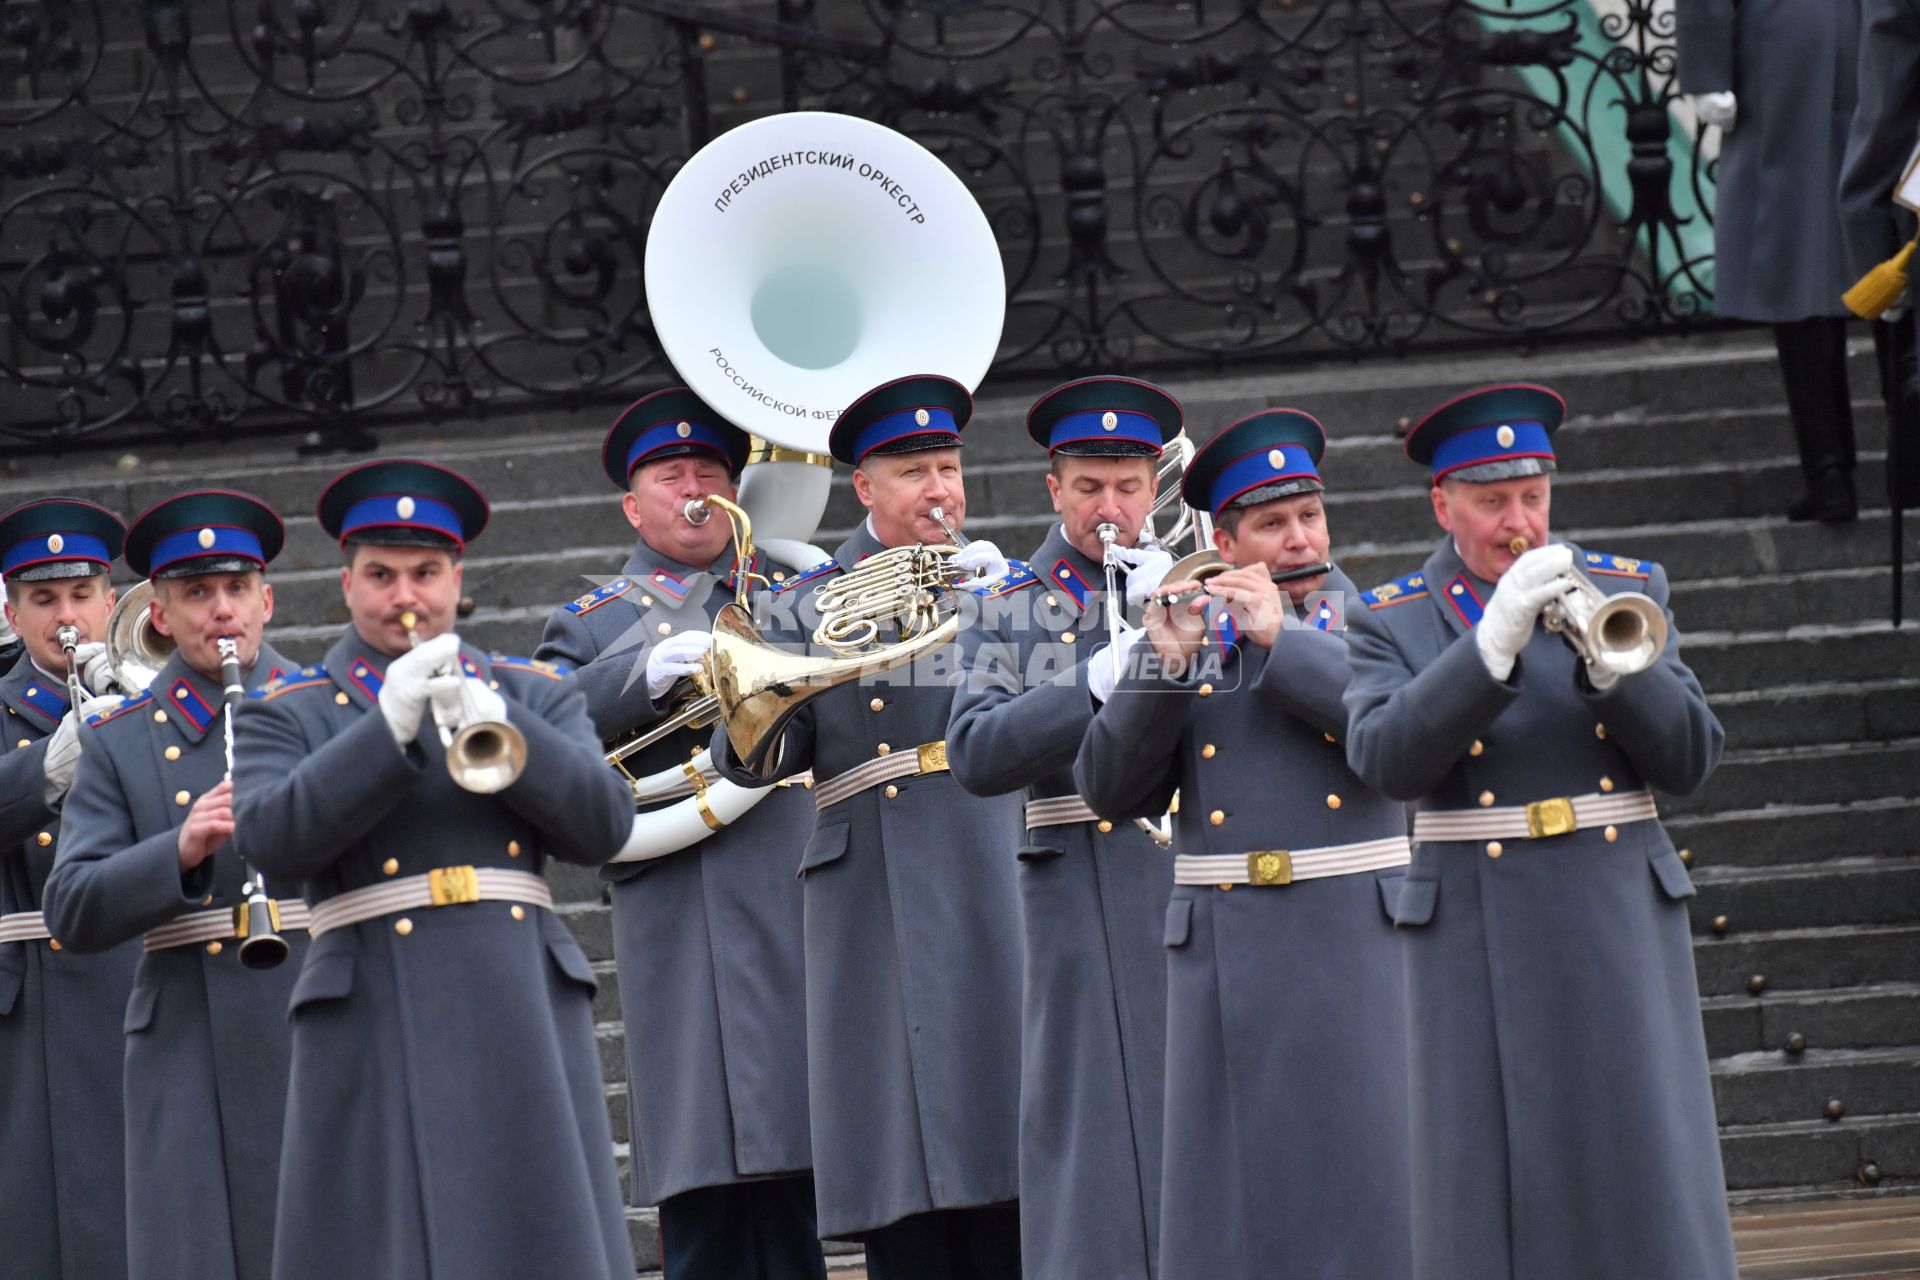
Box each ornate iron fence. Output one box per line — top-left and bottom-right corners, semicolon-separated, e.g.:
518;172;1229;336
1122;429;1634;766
0;0;1715;450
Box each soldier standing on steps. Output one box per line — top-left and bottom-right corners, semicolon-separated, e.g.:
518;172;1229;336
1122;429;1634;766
945;375;1180;1280
232;459;637;1280
43;489;309;1280
0;497;138;1280
1074;409;1414;1280
534;389;828;1280
1343;385;1737;1280
711;375;1028;1280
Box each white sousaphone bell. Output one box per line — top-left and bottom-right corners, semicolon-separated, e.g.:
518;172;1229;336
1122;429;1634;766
614;111;1006;862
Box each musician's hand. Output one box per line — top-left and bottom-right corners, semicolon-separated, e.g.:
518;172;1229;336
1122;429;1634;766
378;633;459;746
73;642;116;696
1088;624;1146;703
1205;565;1286;649
647;631;711;700
1112;544;1175;610
1144;579;1208;673
953;539;1010;591
1476;544;1572;681
177;779;234;872
41;709;84;806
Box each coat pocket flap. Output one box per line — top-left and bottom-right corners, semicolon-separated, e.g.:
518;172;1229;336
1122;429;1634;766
123;978;160;1033
541;916;598;992
1649;847;1697;901
0;950;23;1017
1394;876;1438;927
289;948;355;1014
1375;870;1407;922
1163;897;1193;947
1017;842;1065;863
798;822;851;877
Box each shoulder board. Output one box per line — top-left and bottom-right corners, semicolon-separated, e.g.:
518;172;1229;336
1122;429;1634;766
85;689;154;727
564;578;633;615
771;560;840;594
250;665;331;701
488;653;566;680
1361;571;1430;609
968;559;1039;598
1582;550;1651;580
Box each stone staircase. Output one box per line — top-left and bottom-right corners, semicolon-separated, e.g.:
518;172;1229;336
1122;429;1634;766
6;330;1917;1271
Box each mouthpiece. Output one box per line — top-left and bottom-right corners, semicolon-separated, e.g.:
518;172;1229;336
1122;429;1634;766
1096;522;1118;548
1508;536;1531;556
400;611;421;647
683;499;713;526
56;625;79;651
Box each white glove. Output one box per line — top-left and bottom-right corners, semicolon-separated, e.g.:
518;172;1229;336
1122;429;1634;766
425;668;508;734
378;632;460;746
1693;91;1737;132
41;709;83;805
1088;625;1146;703
953;539;1010;591
1475;544;1573;682
1111;544;1176;610
73;641;116;696
647;630;711;700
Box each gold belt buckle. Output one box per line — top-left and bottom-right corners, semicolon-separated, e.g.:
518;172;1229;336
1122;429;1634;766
232;900;283;939
1525;797;1577;839
429;865;481;907
916;740;949;775
1246;850;1293;886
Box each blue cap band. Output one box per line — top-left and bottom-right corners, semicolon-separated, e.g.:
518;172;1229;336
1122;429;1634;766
1046;409;1165;454
1430;420;1555;478
625;420;736;477
1207;446;1322;516
147;525;266;576
853;406;959;462
340;495;465;546
3;531;112;576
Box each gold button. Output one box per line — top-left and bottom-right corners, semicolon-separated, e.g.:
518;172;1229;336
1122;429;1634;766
884;785;898;799
1209;809;1225;826
1324;733;1337;745
16;738;28;748
174;790;191;807
1599;776;1615;793
1469;739;1484;757
1486;841;1503;859
1478;790;1495;807
334;692;350;705
164;746;181;761
656;623;672;636
202;895;214;906
507;841;521;858
48;939;61;951
1198;683;1214;698
641;594;655;607
1201;744;1216;759
1604;825;1619;843
1060;631;1075;644
1218;884;1233;893
1045;595;1058;607
772;573;786;583
510;905;526;921
206;941;222;956
1096;820;1113;833
869;698;884;712
36;832;51;848
488;680;500;691
382;858;400;876
154;709;168;723
394;917;413;936
1595;723;1607;741
1679;848;1693;866
1326;794;1341;810
876;743;891;755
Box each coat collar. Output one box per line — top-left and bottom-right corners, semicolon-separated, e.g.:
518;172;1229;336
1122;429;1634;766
832;521;889;575
327;626;490;713
1421;536;1574;638
1034;523;1110;620
151;643;294;741
0;654;69;728
620;538;759;605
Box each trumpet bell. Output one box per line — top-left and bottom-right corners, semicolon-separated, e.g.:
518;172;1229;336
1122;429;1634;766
105;580;177;693
446;720;529;794
1544;576;1669;677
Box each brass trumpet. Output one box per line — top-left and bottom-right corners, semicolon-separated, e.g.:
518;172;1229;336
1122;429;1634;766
1508;537;1668;677
400;612;528;793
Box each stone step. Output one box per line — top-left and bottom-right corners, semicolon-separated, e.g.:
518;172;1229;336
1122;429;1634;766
1689;858;1920;938
1671;737;1920;818
1666;799;1920;871
1692;924;1920;1001
1719;1112;1920;1194
1703;984;1920;1060
1711;1047;1920;1129
1708;676;1920;751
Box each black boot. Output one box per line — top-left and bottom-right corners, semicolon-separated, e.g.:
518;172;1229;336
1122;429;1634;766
1774;317;1858;523
1872;310;1920;510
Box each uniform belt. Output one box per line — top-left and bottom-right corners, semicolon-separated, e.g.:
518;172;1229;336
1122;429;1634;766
0;911;52;944
1024;795;1101;828
307;867;553;937
143;900;312;952
814;741;948;810
1412;790;1657;843
1175;836;1412;887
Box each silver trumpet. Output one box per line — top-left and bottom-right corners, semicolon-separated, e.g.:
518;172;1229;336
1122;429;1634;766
55;624;86;707
218;637;289;969
1542;573;1669;679
400;611;528;793
1095;522;1171;849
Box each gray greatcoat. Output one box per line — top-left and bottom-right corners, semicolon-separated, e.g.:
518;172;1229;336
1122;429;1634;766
711;521;1025;1240
1677;0;1861;320
232;626;635;1280
1840;0;1920;280
1074;568;1413;1280
0;656;136;1280
1343;538;1737;1280
43;644;304;1280
947;523;1169;1280
535;541;816;1207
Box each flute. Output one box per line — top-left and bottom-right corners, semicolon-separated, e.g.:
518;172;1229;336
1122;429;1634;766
1149;560;1334;610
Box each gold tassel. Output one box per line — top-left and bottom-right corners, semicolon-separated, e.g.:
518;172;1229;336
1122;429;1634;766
1844;238;1918;319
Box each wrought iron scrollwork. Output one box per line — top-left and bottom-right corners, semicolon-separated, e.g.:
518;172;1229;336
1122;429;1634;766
0;0;1714;450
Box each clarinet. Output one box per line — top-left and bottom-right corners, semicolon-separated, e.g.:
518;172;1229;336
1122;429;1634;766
219;638;289;970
